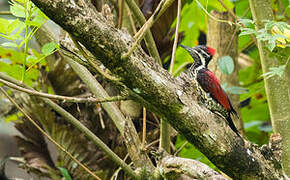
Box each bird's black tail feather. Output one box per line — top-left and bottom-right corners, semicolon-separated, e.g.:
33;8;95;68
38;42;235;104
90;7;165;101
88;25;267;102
226;114;241;138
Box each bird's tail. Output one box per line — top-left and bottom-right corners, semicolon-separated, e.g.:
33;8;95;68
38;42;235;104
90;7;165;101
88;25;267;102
226;114;241;138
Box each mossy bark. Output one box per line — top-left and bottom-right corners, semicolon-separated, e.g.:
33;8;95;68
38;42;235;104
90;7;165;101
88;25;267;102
249;0;290;176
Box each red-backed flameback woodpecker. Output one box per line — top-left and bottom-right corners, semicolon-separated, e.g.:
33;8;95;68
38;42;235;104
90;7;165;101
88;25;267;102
180;45;241;137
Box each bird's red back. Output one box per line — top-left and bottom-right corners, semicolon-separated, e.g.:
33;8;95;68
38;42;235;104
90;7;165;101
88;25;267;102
197;69;232;111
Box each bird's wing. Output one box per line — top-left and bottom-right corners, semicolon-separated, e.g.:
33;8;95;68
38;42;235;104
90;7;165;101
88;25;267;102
197;70;232;111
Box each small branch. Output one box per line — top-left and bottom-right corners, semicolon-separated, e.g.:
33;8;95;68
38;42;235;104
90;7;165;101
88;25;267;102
124;0;162;64
160;155;227;179
217;0;238;20
169;0;181;74
159;120;171;152
125;3;137;34
174;141;188;156
0;78;127;103
142;107;146;148
0;11;11;15
117;0;124;28
0;86;102;180
160;0;182;154
122;0;176;59
193;0;233;25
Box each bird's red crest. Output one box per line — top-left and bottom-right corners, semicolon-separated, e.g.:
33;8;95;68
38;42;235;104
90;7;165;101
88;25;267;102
206;46;216;56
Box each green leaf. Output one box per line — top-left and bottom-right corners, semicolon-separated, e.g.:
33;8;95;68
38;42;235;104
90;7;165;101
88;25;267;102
14;0;28;3
7;19;22;35
267;40;276;51
10;1;26;18
41;42;59;55
218;56;234;75
238;18;254;26
265;21;275;30
239;28;256;36
58;167;72;180
26;55;38;64
25;16;46;27
1;42;18;48
0;18;9;34
262;65;286;78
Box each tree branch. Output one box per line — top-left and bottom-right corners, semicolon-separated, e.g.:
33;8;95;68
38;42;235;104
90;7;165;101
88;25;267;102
30;0;285;178
0;78;127;103
159;155;227;179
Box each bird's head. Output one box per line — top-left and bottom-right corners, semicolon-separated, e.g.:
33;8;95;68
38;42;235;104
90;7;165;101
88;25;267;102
180;45;215;69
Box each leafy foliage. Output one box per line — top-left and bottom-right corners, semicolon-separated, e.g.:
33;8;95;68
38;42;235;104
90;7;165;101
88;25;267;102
0;0;54;85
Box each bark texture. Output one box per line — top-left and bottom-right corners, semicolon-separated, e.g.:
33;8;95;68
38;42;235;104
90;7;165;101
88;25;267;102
207;10;245;136
249;0;290;176
160;155;227;179
30;0;286;178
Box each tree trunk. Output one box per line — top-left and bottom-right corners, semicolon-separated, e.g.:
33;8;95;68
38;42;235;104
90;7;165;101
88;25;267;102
207;10;245;136
249;0;290;175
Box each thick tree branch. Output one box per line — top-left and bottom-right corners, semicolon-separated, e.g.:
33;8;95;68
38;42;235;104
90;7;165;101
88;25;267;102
31;0;285;178
160;155;227;179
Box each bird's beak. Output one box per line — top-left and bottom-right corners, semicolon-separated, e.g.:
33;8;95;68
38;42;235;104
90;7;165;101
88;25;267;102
179;45;198;60
179;44;191;51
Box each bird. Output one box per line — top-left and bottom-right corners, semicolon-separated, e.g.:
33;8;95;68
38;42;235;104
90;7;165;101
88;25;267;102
180;44;241;137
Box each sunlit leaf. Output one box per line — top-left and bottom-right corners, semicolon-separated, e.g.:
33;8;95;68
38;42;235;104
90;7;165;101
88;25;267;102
7;19;22;35
218;56;234;75
0;18;9;34
261;65;286;78
227;86;249;94
10;1;26;18
58;167;72;180
1;42;18;48
238;18;254;27
239;28;256;36
41;42;59;55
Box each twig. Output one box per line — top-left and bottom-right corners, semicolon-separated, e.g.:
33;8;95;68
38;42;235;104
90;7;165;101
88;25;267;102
169;0;181;74
0;86;102;180
96;103;105;129
174;141;188;156
69;35;121;82
125;4;137;34
117;0;124;28
217;0;238;20
142;107;147;147
0;78;127;103
193;0;234;25
0;11;11;15
122;0;176;60
160;0;182;154
124;0;162;64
